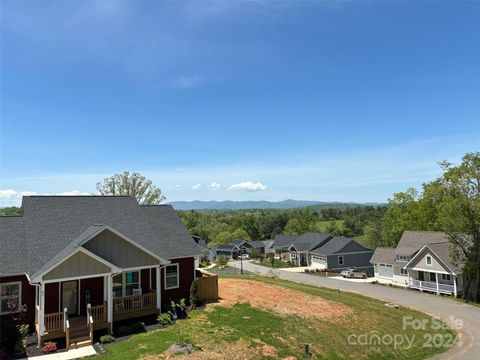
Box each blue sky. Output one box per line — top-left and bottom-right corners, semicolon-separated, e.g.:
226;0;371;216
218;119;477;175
1;1;479;206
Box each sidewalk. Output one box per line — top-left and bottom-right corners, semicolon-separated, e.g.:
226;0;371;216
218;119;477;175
23;346;97;360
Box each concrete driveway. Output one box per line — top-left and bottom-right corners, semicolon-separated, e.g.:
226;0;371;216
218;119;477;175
230;261;480;360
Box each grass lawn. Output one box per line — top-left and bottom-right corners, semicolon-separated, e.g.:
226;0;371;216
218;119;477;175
98;276;455;360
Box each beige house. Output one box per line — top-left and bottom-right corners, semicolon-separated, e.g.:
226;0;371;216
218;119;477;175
370;231;464;297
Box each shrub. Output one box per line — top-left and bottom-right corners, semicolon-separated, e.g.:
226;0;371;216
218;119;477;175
100;335;115;344
17;324;30;338
199;256;211;267
157;313;172;326
216;255;227;267
42;342;57;354
189;279;200;308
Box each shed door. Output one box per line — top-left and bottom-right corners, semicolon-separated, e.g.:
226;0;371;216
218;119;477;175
378;264;393;278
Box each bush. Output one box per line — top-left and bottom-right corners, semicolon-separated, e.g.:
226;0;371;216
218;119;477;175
100;335;115;344
157;313;172;326
199;256;211;267
42;342;57;354
216;255;227;267
189;279;201;308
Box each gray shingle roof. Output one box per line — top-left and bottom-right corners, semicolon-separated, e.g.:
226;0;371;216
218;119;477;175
396;231;449;255
0;216;26;275
370;247;396;264
0;196;200;277
249;240;270;248
273;234;300;249
309;236;369;256
216;244;239;251
293;232;332;251
426;242;463;274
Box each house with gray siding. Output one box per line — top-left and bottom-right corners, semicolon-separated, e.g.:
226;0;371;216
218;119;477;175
286;233;373;270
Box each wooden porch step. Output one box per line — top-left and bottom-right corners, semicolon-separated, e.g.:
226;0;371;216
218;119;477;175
69;338;92;349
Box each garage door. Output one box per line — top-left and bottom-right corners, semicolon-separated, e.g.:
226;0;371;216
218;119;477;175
378;264;393;278
311;255;327;269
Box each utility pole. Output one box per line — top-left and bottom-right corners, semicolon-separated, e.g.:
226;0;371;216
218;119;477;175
240;246;244;275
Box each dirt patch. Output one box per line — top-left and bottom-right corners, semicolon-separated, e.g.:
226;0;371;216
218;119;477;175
216;278;353;321
139;339;277;360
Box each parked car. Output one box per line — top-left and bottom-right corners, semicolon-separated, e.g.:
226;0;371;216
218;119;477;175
341;268;367;279
238;254;250;260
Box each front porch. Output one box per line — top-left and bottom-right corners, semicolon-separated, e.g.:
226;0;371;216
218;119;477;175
35;268;161;348
407;270;458;297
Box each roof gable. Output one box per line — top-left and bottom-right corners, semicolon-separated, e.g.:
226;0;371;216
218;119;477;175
396;231;449;255
1;196;200;277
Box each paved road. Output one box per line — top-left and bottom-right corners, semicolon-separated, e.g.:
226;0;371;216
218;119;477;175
230;261;480;360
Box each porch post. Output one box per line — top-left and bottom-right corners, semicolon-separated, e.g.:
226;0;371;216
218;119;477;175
107;275;113;333
453;276;457;298
435;273;439;295
39;282;45;336
156;266;161;312
407;271;411;287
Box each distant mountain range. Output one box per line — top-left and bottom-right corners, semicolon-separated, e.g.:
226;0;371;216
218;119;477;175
169;199;383;211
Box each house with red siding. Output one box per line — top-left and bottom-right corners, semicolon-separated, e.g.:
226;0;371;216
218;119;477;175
0;196;201;349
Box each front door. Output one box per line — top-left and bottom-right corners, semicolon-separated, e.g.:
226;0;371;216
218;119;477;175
61;280;78;316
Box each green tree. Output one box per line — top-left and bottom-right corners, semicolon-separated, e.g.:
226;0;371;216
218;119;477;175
432;153;480;302
96;172;165;204
250;247;261;260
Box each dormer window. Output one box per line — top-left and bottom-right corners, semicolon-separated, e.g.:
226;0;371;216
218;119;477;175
426;255;432;266
397;255;409;262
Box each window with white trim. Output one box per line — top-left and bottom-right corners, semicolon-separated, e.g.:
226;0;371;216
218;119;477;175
397;255;409;262
165;264;179;289
113;271;140;297
1;282;21;315
426;255;432;266
338;256;344;265
441;274;451;281
400;268;408;275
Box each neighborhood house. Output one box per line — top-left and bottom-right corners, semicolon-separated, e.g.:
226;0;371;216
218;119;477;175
370;231;464;297
0;196;201;349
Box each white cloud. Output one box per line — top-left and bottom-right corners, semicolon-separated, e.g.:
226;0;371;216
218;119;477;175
0;189;18;198
210;182;221;190
191;183;203;191
56;190;91;196
228;181;267;191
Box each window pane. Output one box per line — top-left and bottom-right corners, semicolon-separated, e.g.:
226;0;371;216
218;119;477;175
1;284;19;297
166;276;178;288
126;272;139;284
113;274;123;287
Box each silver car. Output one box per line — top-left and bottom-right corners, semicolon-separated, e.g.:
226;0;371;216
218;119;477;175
341;268;367;279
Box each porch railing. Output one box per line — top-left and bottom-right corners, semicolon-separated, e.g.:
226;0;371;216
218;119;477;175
409;279;455;293
92;304;108;322
44;311;64;333
113;292;156;315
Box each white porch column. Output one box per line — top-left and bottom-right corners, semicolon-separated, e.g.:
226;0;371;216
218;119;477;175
453;276;457;298
407;271;411;287
107;275;113;330
435;273;439;295
156;266;161;311
39;282;45;336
